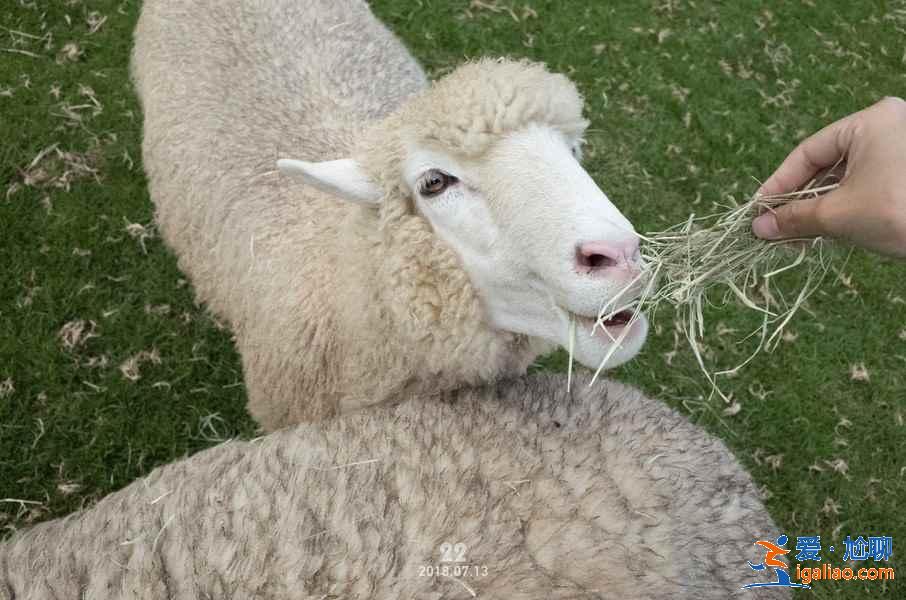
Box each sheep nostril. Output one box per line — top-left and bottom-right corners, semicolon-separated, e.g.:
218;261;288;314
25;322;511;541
576;239;641;273
580;252;616;270
576;241;623;272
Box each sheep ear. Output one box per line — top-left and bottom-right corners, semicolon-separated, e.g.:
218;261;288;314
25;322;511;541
277;158;382;205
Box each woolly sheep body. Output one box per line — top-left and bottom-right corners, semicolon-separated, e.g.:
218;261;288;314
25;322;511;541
1;374;787;599
132;0;556;430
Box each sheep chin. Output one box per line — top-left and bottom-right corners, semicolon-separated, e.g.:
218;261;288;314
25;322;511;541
567;311;649;370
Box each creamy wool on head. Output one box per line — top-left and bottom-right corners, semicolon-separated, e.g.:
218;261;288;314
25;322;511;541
133;0;648;430
0;373;787;599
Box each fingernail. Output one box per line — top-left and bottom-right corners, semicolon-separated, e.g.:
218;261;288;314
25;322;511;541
753;214;780;239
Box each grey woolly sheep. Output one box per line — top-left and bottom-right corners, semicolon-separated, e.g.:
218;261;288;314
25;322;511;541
1;374;787;599
133;0;651;430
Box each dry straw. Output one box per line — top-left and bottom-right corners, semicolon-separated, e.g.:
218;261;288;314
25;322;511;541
588;174;844;400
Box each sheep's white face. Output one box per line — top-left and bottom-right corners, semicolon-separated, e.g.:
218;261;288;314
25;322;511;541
403;125;647;369
277;124;648;370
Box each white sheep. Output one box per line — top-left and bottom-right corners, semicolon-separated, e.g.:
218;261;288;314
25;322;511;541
0;373;788;598
132;0;650;430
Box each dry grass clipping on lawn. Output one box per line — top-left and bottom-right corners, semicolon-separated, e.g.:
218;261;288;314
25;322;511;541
590;177;844;400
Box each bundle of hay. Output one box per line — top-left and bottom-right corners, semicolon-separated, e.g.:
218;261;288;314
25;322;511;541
590;178;842;395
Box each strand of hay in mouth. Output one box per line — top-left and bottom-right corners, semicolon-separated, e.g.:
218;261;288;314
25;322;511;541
567;316;576;392
590;176;843;400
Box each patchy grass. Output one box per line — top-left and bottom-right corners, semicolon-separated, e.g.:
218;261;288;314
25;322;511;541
0;0;252;527
1;1;904;596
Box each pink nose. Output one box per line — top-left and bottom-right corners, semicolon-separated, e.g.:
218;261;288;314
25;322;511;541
576;239;640;272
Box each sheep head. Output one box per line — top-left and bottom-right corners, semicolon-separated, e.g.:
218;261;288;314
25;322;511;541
278;59;648;371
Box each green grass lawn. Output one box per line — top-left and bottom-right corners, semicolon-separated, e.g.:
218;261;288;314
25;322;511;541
1;0;904;595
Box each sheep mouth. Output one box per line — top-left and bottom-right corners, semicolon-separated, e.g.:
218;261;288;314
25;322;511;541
599;309;634;327
570;309;640;336
556;305;649;368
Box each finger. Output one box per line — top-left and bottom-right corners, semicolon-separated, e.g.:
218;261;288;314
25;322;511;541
812;160;847;187
752;189;849;240
758;113;859;196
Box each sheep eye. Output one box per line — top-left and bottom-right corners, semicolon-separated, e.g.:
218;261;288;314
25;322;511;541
419;169;457;197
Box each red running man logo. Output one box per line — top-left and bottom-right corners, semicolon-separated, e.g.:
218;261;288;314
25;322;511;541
743;534;811;590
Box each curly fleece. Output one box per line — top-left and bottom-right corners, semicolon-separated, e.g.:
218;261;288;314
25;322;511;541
131;0;590;430
1;374;788;599
402;58;588;158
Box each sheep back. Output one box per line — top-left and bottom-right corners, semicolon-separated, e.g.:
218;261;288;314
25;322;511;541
1;374;787;599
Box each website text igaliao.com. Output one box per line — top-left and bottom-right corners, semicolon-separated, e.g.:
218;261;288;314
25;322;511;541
794;563;895;585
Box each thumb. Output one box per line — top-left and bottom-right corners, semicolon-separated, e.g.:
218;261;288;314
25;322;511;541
752;190;848;240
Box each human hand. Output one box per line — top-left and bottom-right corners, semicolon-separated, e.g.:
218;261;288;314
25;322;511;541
752;97;906;258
